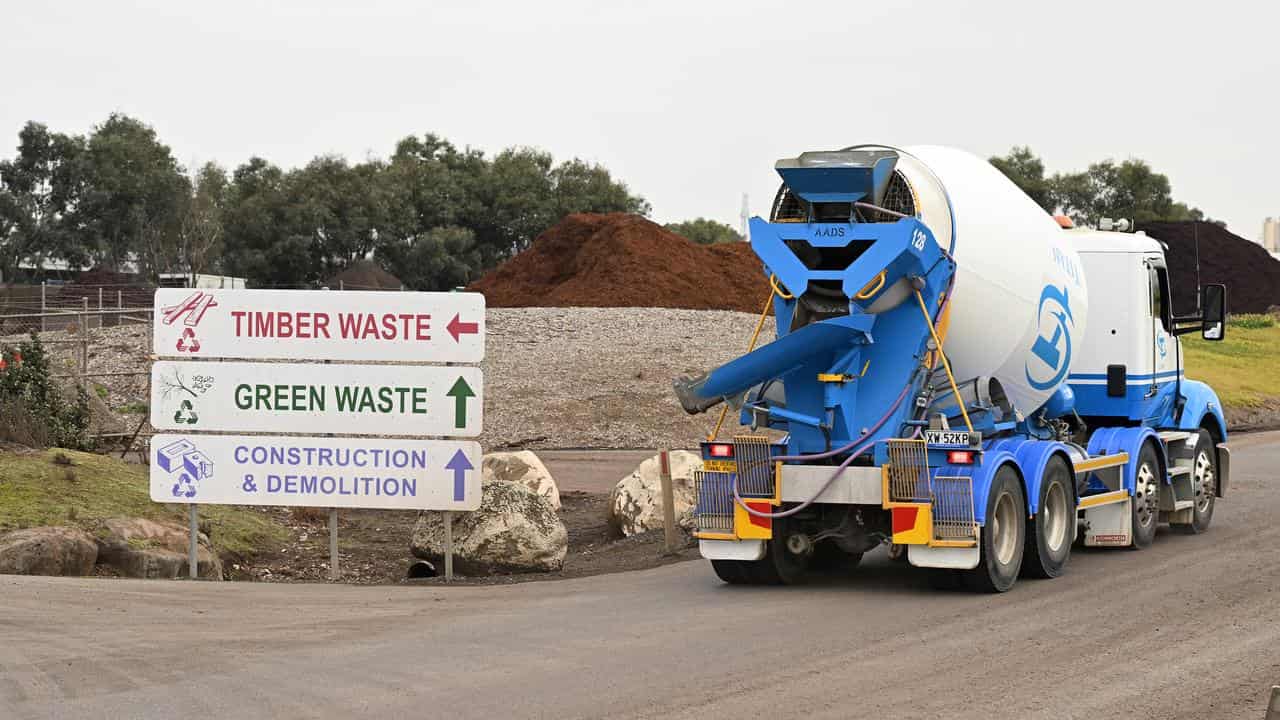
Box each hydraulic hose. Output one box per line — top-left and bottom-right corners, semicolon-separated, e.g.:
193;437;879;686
733;382;911;519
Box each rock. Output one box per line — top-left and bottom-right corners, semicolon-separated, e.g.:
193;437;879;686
0;527;98;576
411;480;567;574
607;450;701;537
482;451;560;509
96;518;223;580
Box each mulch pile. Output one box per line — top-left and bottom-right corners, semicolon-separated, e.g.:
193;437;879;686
327;259;404;291
1139;221;1280;314
468;213;768;311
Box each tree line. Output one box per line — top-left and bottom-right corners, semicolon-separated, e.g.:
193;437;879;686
0;114;649;289
988;146;1214;227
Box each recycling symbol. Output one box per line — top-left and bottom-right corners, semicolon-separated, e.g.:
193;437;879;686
176;327;201;353
172;472;198;498
173;399;199;425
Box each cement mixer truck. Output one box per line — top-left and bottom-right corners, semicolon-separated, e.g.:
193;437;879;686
674;145;1230;592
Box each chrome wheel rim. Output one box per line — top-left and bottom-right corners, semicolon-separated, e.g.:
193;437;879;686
992;490;1019;566
1194;450;1215;513
1043;480;1069;553
1135;463;1158;528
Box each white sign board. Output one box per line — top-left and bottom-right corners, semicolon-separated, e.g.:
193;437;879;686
152;288;485;363
150;361;482;436
149;434;481;511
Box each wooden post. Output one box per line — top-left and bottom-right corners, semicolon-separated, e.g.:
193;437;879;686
659;450;678;555
1266;686;1280;720
40;281;46;333
328;508;340;580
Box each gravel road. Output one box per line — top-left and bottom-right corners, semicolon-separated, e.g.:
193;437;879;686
4;431;1278;719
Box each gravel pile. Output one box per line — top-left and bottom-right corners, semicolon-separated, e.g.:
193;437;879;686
3;308;766;450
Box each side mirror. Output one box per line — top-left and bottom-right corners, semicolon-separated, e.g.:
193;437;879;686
1201;284;1226;341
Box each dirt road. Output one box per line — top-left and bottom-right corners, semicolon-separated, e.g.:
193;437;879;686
3;433;1279;719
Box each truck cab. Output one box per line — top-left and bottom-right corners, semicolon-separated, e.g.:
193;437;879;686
1066;227;1228;464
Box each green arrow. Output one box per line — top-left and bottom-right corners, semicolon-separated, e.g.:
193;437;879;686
446;376;475;429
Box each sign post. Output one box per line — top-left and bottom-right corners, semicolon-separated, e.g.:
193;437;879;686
443;512;454;583
329;508;339;581
188;504;198;579
150;288;486;582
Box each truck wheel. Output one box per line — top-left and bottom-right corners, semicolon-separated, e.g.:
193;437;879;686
711;559;750;584
1130;442;1160;549
962;465;1026;593
751;532;811;585
1022;456;1075;579
1172;430;1216;534
710;521;810;585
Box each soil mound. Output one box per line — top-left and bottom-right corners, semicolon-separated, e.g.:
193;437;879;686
327;259;403;291
468;213;768;312
1139;221;1280;314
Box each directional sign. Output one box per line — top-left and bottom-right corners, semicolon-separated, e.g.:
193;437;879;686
150;434;481;510
150;361;482;436
152;288;485;363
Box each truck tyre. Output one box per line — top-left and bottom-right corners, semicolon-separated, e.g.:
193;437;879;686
711;559;750;584
1172;430;1216;534
926;569;963;591
750;532;811;585
962;465;1026;593
1130;442;1160;549
1022;456;1075;579
710;520;810;585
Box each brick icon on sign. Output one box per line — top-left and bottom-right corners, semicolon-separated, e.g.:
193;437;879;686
156;439;214;500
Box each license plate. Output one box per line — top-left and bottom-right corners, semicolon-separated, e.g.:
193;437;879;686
925;430;972;446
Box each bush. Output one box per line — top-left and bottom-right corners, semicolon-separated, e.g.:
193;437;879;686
0;334;93;449
1229;314;1275;329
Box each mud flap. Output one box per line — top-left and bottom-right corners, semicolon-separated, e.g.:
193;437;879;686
1083;498;1132;547
699;539;766;561
908;544;980;569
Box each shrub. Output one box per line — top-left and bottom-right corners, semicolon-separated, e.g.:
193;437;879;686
1228;313;1275;329
0;335;93;450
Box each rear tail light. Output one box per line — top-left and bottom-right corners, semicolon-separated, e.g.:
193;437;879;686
946;450;975;465
708;443;734;458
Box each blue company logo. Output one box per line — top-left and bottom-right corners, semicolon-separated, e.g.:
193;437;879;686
156;438;214;499
1157;334;1168;358
1026;285;1074;391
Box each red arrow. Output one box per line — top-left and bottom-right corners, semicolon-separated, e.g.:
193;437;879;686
446;314;479;342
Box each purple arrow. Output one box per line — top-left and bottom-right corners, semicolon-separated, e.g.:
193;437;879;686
445;449;473;502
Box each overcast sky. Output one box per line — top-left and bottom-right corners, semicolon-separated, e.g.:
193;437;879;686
4;1;1277;238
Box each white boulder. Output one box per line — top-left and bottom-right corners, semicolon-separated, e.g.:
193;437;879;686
411;480;567;574
607;450;701;537
482;451;560;510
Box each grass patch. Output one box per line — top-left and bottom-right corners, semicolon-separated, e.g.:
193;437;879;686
0;448;287;556
118;402;149;415
1184;318;1280;409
